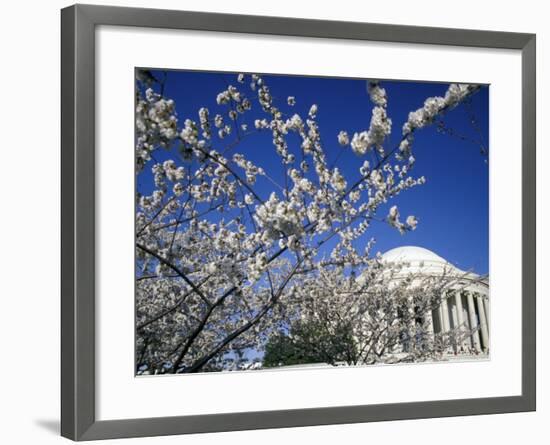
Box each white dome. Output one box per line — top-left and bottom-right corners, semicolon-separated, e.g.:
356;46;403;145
381;245;469;278
380;245;489;297
382;246;447;264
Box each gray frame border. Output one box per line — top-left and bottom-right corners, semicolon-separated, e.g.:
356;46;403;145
61;4;536;441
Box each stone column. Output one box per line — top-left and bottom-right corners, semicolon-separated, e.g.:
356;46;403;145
426;310;435;336
455;292;466;352
466;291;481;352
442;298;450;332
477;295;490;352
440;297;451;352
483;298;490;335
449;299;459;353
407;297;416;352
432;308;441;334
425;308;434;351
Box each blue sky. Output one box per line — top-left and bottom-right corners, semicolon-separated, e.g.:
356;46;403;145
138;69;489;275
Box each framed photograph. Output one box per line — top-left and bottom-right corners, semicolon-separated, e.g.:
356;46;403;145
61;4;536;441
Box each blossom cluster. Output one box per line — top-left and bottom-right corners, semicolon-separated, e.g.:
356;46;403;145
348;81;392;156
387;205;419;234
255;192;306;245
399;83;479;159
135;87;178;170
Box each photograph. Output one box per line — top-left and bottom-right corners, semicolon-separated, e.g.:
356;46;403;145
134;69;489;375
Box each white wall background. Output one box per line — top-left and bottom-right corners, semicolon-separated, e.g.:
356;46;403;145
0;0;546;443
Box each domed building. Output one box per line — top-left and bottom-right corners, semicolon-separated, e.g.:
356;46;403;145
382;246;490;356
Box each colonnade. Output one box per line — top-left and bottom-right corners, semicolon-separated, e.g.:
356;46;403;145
431;291;490;353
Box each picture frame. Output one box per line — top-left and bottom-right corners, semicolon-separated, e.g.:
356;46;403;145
60;3;536;441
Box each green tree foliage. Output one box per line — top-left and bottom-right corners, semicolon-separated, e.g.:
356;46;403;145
262;320;358;368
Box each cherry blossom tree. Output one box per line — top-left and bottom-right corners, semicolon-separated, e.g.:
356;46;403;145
264;257;482;368
135;70;481;374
